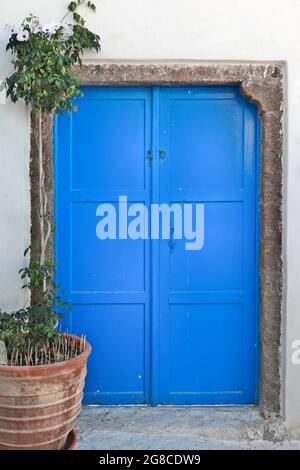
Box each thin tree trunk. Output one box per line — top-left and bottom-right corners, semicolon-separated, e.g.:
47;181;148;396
38;110;51;293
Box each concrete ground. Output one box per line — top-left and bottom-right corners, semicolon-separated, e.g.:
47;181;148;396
75;406;300;450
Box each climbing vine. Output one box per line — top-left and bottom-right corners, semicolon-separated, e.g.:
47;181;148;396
6;1;100;114
0;1;100;363
5;0;100;293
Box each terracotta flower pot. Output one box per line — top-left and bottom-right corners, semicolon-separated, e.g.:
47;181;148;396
0;335;91;450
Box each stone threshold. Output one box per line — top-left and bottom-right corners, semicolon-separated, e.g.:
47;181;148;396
75;406;292;450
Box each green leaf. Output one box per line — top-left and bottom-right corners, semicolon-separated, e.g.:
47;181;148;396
87;1;96;11
68;1;77;12
24;246;30;257
73;12;85;25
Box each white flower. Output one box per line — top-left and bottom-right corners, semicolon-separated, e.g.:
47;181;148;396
52;22;62;31
42;23;53;33
5;24;19;36
42;22;61;34
16;30;29;42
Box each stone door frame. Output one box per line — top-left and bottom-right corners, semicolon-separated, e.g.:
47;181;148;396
30;62;284;418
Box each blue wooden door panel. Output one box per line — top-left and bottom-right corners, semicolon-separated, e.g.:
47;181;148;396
55;87;151;404
157;87;258;404
71;304;146;404
55;86;259;406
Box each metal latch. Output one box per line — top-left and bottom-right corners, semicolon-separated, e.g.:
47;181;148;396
159;149;166;163
146;150;153;167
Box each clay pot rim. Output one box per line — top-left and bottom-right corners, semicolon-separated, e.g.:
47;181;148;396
0;334;91;373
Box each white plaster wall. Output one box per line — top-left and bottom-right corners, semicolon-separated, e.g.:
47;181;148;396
0;0;299;435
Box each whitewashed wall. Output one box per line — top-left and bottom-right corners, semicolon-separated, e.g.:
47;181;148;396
1;0;300;435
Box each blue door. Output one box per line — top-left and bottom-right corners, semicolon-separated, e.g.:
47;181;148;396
55;86;259;405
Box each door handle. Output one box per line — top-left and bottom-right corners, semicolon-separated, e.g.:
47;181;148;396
169;226;175;252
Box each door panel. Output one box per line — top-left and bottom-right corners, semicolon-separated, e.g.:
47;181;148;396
55;86;259;406
71;97;146;191
55;87;151;404
169;202;243;292
71;202;146;293
167;97;244;191
71;304;146;405
157;87;258;404
169;304;244;397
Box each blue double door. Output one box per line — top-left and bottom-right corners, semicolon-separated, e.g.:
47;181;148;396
55;86;259;405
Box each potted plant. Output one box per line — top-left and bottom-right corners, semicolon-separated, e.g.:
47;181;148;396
0;258;91;450
0;1;100;450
